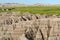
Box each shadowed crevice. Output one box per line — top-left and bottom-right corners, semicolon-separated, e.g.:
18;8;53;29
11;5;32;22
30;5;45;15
39;29;44;40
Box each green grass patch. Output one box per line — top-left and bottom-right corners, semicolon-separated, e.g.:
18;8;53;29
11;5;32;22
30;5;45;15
0;6;60;15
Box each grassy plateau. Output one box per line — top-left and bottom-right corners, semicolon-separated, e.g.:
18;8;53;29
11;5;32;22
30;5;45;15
0;6;60;15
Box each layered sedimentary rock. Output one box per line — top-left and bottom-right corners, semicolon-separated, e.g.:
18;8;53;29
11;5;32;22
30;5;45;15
0;12;60;40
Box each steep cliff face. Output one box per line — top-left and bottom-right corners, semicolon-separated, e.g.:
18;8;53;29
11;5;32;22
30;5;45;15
0;12;60;40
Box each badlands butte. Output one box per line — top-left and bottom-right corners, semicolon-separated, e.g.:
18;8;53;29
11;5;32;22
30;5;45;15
0;3;60;40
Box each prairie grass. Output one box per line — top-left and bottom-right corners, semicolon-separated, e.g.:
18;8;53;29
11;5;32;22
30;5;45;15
0;6;60;15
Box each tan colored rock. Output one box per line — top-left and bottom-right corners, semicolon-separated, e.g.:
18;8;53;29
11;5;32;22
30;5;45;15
0;13;60;40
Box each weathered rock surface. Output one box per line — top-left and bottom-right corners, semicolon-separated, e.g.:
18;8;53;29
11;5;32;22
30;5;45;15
0;12;60;40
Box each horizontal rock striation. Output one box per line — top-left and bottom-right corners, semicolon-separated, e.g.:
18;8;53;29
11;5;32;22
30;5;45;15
0;12;60;40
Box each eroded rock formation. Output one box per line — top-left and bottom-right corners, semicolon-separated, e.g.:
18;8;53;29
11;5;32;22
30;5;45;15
0;12;60;40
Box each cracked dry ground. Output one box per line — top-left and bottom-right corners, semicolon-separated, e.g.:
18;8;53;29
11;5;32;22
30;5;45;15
0;12;60;40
